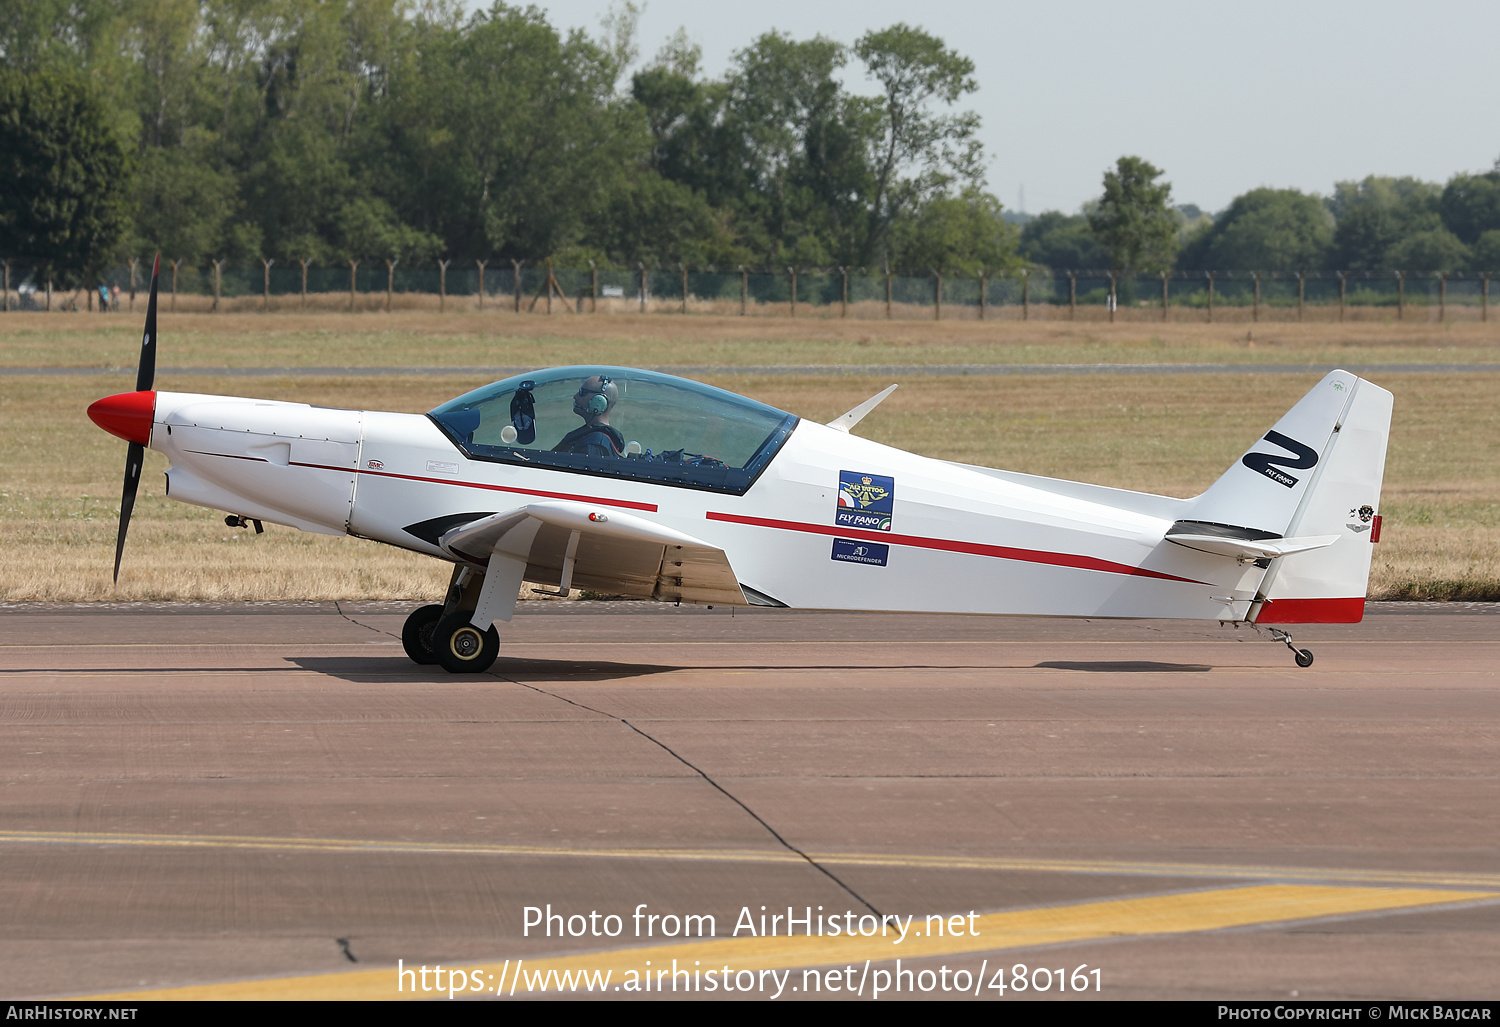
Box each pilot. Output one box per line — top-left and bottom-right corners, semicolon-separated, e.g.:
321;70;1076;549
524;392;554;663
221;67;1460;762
552;375;625;456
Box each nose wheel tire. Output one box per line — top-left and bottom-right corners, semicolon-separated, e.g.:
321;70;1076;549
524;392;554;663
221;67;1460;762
435;612;500;674
401;604;445;665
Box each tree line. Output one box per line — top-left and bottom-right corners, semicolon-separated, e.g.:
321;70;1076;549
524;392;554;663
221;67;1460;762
2;1;1498;290
1024;158;1500;279
0;0;1012;285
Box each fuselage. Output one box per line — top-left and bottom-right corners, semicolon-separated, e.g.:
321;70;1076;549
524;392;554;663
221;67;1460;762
131;388;1262;621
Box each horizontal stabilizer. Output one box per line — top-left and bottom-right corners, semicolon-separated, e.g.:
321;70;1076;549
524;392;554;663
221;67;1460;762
1165;531;1339;562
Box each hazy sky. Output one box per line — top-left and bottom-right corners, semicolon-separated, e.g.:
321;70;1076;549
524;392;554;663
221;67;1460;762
523;0;1500;216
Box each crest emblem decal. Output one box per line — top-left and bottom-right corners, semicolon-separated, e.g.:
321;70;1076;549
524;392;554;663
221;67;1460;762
836;471;894;531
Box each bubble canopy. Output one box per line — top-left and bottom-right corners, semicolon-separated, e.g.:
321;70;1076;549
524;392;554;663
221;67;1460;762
427;366;800;495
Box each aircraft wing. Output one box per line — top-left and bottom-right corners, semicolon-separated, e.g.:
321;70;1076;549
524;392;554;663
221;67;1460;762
438;500;746;606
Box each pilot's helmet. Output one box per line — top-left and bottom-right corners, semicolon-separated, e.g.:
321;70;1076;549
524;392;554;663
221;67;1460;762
574;375;618;417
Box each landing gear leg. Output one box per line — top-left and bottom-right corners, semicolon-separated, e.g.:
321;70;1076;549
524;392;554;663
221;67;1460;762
1267;628;1314;668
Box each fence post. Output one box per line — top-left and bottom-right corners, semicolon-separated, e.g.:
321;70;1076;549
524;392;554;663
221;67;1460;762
1338;271;1346;322
1022;269;1032;321
300;259;309;309
1397;271;1405;320
262;257;274;312
475;260;486;311
170;260;180;312
884;264;892;319
1252;271;1260;323
127;258;137;312
2;259;8;312
1206;271;1215;323
438;259;448;313
385;258;397;312
1485;273;1491;323
545;257;554;315
841;266;849;318
1069;271;1077;320
1439;273;1447;322
1107;273;1116;323
511;260;521;313
1160;271;1168;322
978;268;987;321
680;263;688;314
212;259;222;312
739;266;747;315
638;263;647;312
348;260;358;311
933;268;942;321
1297;271;1305;322
46;278;51;311
589;260;597;313
788;267;797;317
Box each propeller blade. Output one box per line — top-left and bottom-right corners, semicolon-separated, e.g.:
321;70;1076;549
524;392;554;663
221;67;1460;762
113;254;160;583
136;254;159;393
113;440;144;584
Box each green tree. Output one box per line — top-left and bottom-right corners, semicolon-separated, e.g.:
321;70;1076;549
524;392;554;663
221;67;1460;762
378;2;636;260
1177;188;1333;270
1471;230;1500;272
129;127;238;261
854;24;982;266
721;31;855;265
1087;156;1177;276
1020;211;1109;270
1327;176;1441;271
1387;228;1469;273
1440;166;1500;246
0;66;130;281
889;188;1019;273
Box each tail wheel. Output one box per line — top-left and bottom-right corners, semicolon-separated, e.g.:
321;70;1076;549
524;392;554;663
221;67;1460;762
1294;648;1314;668
435;612;500;674
401;604;445;665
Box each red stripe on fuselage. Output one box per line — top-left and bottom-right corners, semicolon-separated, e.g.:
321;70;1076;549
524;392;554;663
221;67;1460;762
295;461;659;512
706;511;1204;584
1252;597;1366;623
183;450;659;511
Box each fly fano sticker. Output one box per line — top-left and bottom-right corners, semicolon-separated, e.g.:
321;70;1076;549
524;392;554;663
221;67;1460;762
836;471;894;531
1242;430;1318;488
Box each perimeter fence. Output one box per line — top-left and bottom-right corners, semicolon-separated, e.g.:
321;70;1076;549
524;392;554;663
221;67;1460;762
4;260;1498;323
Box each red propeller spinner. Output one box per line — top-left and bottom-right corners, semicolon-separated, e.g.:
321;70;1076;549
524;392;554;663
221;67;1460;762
87;390;156;446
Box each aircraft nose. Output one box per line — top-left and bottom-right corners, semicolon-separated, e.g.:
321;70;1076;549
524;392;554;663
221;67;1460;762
87;390;156;445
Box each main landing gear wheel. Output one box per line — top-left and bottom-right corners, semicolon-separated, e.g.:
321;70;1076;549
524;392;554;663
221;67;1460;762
434;612;500;674
401;604;445;665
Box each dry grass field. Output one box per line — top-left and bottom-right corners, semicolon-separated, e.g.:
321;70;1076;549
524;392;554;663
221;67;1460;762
1;356;1494;601
3;309;1500;371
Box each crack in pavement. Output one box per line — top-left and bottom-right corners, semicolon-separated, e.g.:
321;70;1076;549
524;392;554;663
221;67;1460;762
494;671;881;917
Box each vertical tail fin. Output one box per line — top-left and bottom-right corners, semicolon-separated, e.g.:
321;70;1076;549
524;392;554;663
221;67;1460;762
1187;371;1393;624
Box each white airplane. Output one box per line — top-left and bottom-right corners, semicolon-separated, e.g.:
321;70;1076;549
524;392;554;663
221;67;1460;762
89;260;1391;672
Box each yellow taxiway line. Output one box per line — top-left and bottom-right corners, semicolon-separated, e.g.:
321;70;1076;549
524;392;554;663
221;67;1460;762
80;884;1495;1000
5;828;1500;891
